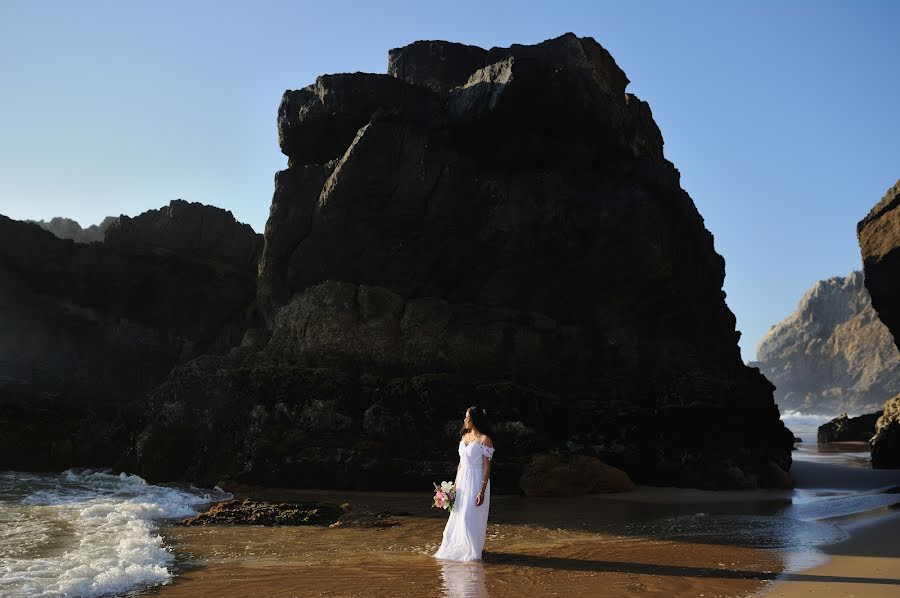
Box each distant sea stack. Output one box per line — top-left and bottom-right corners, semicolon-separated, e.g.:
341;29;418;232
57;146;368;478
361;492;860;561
0;200;261;471
749;271;900;415
26;215;118;243
133;33;793;491
859;179;900;467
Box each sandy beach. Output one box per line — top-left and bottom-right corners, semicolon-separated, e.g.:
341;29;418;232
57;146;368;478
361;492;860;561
762;449;900;597
140;447;900;598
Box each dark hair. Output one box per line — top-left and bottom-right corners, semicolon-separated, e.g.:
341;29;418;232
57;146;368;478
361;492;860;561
459;405;494;438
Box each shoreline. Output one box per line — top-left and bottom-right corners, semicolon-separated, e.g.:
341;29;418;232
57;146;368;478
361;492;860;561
143;459;900;597
763;507;900;597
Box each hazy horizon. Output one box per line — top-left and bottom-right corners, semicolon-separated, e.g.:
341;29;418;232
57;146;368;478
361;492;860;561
2;0;898;362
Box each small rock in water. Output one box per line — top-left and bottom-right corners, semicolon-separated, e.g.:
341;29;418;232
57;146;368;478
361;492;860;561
179;498;348;526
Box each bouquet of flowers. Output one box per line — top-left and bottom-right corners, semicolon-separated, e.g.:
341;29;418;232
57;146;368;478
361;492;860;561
432;480;456;511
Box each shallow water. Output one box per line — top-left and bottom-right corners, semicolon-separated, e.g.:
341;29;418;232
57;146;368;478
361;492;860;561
792;441;872;468
4;443;899;597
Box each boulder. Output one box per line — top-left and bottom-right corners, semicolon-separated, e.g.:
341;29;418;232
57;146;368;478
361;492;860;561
519;454;634;497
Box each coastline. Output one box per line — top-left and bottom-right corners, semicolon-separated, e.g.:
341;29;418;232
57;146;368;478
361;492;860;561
134;453;900;597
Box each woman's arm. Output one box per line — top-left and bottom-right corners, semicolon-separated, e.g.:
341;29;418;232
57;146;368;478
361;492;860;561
475;437;493;506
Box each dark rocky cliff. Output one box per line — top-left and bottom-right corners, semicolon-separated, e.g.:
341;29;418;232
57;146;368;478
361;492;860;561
749;271;900;415
858;179;900;467
133;34;793;491
0;202;261;471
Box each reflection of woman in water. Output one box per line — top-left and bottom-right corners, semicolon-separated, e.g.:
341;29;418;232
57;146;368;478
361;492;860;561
433;406;494;562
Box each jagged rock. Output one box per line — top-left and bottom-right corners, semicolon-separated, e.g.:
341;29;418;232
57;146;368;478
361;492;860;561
179;498;347;526
519;454;634;497
0;205;260;472
26;216;117;243
858;180;900;467
749;271;900;414
817;411;883;443
871;396;900;468
104;199;263;271
135;34;792;491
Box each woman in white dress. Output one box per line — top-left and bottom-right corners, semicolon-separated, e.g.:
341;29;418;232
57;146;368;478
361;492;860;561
433;406;495;562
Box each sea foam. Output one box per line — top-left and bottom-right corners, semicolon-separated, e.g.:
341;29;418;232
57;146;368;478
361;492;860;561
0;469;230;597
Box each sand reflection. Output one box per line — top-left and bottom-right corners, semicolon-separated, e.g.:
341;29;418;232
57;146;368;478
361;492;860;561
439;560;488;598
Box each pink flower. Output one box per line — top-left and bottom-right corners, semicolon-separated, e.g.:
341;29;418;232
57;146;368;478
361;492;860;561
435;496;444;508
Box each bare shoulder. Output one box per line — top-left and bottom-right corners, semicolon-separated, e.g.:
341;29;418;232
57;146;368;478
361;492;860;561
480;435;493;448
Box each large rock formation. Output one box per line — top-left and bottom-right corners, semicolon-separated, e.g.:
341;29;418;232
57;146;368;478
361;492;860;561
0;202;262;471
749;271;900;415
817;411;883;443
133;34;793;491
26;216;118;243
859;179;900;467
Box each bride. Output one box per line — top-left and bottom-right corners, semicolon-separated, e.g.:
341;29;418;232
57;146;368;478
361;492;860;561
433;406;495;562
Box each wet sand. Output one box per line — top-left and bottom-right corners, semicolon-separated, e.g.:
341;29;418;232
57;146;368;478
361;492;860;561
762;452;900;597
144;456;900;598
148;487;792;598
766;509;900;597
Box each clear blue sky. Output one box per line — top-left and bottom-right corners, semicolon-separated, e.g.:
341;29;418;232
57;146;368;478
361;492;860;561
1;1;898;362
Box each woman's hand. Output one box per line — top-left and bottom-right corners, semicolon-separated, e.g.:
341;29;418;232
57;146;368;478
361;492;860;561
475;491;484;506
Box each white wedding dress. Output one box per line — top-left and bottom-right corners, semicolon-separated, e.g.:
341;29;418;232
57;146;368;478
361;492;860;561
433;439;495;562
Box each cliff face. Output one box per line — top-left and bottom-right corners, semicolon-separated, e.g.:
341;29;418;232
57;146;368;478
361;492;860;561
749;271;900;415
134;34;792;491
859;179;900;467
26;216;118;243
0;202;262;471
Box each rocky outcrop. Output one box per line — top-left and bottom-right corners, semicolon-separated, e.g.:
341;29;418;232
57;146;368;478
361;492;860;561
134;34;793;491
859;180;900;467
817;411;883;443
859;180;900;348
26;216;117;243
749;271;900;415
871;396;900;468
179;498;347;526
0;203;261;471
